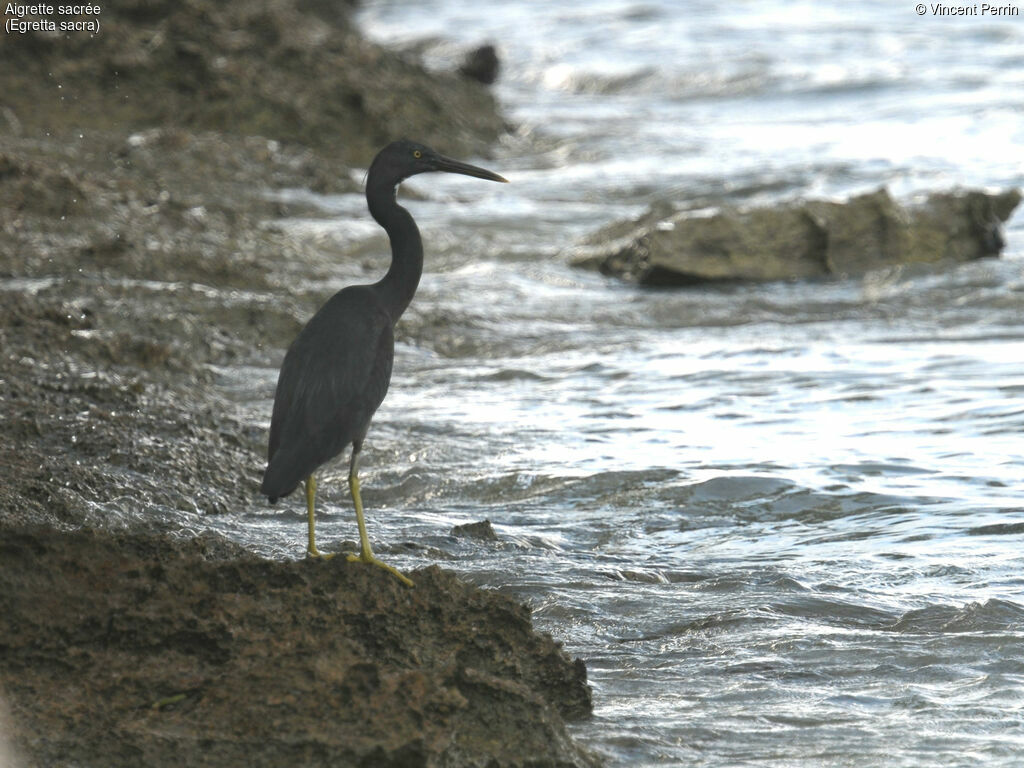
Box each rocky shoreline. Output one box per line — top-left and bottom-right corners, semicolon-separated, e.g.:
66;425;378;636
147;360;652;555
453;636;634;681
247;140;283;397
571;187;1022;285
2;0;507;164
4;2;1021;766
1;526;596;767
1;1;596;766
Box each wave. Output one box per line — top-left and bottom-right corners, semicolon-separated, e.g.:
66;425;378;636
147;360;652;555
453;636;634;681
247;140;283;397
889;598;1024;634
665;474;915;525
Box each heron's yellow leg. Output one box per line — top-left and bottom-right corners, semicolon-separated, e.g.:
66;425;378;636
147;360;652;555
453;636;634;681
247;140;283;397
346;462;413;587
304;476;333;560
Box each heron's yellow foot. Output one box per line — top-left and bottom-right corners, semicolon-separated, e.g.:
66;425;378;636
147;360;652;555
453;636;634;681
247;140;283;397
306;546;335;560
346;551;414;587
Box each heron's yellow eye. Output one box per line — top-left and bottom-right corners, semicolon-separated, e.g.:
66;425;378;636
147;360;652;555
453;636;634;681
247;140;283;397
413;150;422;159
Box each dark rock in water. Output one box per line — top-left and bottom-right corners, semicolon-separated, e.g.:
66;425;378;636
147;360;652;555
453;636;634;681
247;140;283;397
459;44;501;85
573;187;1022;285
452;519;500;541
0;525;598;767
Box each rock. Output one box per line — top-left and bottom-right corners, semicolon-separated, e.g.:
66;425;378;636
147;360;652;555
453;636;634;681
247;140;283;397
452;519;500;541
0;153;91;218
2;0;507;164
0;525;598;768
573;187;1022;285
459;44;501;85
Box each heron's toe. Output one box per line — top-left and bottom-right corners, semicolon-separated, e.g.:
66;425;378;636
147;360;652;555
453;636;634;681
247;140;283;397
346;552;414;587
307;547;335;560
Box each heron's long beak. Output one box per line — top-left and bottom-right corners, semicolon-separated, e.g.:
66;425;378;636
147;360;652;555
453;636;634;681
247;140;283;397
433;155;508;183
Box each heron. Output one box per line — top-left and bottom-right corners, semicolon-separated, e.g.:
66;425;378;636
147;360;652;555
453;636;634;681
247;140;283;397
260;140;508;587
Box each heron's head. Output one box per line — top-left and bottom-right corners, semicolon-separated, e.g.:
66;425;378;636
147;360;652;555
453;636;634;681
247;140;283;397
368;140;508;189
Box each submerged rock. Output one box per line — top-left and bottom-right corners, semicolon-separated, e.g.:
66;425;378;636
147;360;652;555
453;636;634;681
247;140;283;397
0;526;597;767
452;519;500;541
573;187;1022;285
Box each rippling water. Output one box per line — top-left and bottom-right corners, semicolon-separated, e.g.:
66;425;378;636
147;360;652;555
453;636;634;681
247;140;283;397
211;2;1024;765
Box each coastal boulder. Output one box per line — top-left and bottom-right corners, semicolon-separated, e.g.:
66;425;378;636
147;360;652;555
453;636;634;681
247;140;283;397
0;526;598;768
573;187;1022;285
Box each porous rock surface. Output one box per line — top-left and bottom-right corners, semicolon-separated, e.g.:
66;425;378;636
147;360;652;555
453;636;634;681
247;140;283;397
0;527;596;767
574;187;1022;285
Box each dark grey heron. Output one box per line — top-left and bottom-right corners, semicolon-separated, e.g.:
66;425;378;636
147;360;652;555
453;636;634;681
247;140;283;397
260;140;507;587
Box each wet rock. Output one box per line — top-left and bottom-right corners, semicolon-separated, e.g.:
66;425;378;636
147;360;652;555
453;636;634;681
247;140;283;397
2;0;507;164
573;187;1023;285
459;44;501;85
452;519;500;541
0;153;91;218
0;526;596;768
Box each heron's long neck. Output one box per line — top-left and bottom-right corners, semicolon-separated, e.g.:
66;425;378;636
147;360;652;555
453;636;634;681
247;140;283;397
368;181;423;323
